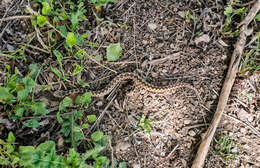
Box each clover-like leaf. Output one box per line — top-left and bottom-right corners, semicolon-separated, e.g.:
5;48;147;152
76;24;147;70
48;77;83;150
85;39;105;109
106;43;122;62
23;119;40;128
42;2;52;15
87;115;97;123
37;15;47;27
0;86;14;103
66;32;76;47
91;131;104;142
59;97;72;111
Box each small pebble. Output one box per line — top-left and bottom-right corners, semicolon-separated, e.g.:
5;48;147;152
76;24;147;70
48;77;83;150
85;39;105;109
142;40;148;45
221;54;228;61
177;11;185;18
184;119;191;125
240;127;247;134
188;130;196;136
212;94;218;100
133;164;141;168
148;23;157;31
96;101;103;107
247;115;254;122
6;44;14;52
231;147;238;153
115;141;131;153
237;109;250;121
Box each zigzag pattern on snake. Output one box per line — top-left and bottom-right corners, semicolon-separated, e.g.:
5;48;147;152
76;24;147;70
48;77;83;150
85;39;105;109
53;72;202;101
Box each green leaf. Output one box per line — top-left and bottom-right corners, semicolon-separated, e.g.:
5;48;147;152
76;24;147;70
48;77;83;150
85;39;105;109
82;145;103;160
119;162;127;168
75;92;92;108
37;15;47;27
87;115;97;123
65;148;81;166
72;126;85;142
7;132;15;143
77;75;89;87
57;25;67;37
91;131;104;142
11;156;20;166
42;2;52;15
95;156;109;167
235;7;244;15
6;143;15;154
255;13;260;21
31;101;48;116
56;111;63;123
76;33;84;46
36;141;55;152
0;86;14;102
90;0;117;6
23;76;35;93
66;32;76;47
106;43;122;62
73;64;83;75
17;89;27;101
53;50;63;68
23;119;40;128
18;146;35;167
224;5;232;16
59;97;72;111
82;123;89;129
29;64;40;79
81;32;88;39
0;156;10;165
75;49;84;59
50;66;63;79
74;110;83;119
88;41;99;48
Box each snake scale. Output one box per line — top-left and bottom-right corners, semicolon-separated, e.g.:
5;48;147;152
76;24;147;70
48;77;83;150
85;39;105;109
53;72;202;101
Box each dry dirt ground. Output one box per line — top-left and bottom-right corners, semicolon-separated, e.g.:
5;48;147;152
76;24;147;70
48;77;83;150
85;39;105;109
0;0;259;168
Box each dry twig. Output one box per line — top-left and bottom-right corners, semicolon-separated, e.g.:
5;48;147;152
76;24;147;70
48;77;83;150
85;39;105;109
0;15;31;22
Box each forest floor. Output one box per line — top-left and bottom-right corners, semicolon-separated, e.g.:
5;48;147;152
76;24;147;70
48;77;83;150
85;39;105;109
0;0;259;167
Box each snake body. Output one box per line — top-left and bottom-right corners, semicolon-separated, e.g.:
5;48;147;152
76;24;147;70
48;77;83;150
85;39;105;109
53;72;201;101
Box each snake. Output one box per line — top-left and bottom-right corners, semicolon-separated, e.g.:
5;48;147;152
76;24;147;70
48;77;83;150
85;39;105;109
53;72;202;101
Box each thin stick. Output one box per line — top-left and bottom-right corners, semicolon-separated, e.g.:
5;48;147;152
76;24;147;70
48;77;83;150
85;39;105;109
191;1;260;167
224;114;260;137
86;95;117;136
108;138;114;168
0;15;31;22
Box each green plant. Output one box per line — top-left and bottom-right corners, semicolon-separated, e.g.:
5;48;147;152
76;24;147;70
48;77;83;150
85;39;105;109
57;109;87;149
0;132;20;166
1;132;126;168
90;0;117;7
106;43;122;62
185;10;198;24
117;22;131;31
0;131;127;168
50;50;67;81
0;64;49;126
57;93;96;149
255;13;260;21
223;3;245;32
215;135;239;163
240;33;260;73
138;114;152;135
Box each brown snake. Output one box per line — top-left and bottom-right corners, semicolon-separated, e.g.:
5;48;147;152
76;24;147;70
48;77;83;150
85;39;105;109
53;72;202;102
